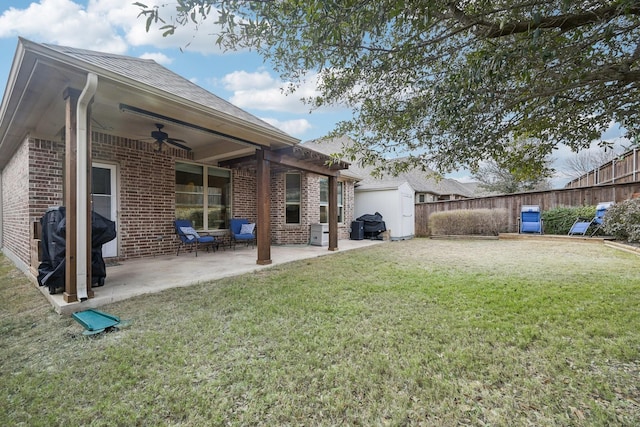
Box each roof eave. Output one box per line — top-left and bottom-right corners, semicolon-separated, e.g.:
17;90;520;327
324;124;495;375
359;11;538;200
24;39;299;147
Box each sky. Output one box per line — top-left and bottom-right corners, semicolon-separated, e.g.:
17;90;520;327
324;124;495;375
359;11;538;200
0;0;630;188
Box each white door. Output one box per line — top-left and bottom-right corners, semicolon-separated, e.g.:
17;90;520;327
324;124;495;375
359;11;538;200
92;163;118;257
401;191;415;238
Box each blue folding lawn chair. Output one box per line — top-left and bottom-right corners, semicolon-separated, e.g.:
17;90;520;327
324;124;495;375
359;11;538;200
519;205;543;234
590;201;614;236
568;217;593;236
568;201;614;236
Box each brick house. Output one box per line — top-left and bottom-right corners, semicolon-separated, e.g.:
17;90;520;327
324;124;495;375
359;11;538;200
0;38;355;302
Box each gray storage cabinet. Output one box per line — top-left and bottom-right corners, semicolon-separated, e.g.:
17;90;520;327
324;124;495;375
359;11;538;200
310;223;329;246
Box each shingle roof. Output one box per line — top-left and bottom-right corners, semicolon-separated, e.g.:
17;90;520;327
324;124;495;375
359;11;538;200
42;43;289;137
302;136;475;197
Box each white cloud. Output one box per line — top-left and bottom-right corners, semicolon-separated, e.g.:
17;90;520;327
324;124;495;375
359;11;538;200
0;0;225;55
261;117;312;136
121;0;226;54
220;70;321;113
0;0;127;53
139;52;173;65
221;70;276;91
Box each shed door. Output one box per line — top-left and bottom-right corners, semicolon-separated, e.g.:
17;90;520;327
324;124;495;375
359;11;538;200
402;192;414;237
92;163;117;258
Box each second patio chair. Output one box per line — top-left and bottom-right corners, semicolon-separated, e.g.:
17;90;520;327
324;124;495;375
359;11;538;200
230;218;256;249
174;219;219;256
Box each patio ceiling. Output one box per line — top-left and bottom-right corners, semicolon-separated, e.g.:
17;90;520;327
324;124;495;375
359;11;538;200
220;145;350;176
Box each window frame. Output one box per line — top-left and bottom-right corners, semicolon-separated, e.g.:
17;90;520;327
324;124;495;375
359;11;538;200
285;173;301;224
319;178;343;224
175;161;231;231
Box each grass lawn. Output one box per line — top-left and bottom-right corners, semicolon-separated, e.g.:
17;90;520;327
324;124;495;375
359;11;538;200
1;238;639;426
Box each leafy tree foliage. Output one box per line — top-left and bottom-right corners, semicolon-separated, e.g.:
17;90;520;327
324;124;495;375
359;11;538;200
471;139;553;193
136;1;640;178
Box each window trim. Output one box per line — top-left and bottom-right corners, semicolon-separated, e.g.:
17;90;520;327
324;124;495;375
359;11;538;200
175;161;231;231
320;178;344;224
285;173;301;224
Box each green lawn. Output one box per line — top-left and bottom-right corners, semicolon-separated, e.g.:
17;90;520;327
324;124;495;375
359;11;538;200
2;239;639;426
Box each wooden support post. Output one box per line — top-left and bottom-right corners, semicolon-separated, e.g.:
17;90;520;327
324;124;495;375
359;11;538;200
328;175;338;251
63;88;81;303
256;149;272;265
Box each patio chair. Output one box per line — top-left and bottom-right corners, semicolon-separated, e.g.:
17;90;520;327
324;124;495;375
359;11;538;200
519;205;543;234
230;218;256;249
174;219;219;256
590;201;615;237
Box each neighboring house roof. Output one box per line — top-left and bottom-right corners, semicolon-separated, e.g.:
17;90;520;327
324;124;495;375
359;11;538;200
301;136;365;181
302;136;475;198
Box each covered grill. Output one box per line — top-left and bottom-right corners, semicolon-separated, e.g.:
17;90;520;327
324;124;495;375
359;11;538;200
37;206;117;294
356;212;387;240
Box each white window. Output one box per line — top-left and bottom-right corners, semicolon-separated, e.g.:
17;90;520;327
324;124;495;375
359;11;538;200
286;173;301;224
176;162;231;230
320;178;343;223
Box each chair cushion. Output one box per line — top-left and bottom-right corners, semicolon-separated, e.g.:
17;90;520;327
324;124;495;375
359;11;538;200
179;226;200;241
240;223;255;234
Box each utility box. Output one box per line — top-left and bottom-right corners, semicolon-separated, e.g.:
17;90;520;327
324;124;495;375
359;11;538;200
310;223;329;246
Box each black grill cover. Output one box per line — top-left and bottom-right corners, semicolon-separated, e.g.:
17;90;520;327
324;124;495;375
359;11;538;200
37;207;116;294
356;212;387;233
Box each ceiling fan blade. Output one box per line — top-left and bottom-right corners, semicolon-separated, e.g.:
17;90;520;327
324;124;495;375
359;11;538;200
166;139;192;151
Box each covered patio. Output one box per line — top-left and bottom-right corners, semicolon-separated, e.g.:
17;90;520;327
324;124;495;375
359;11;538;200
40;239;385;315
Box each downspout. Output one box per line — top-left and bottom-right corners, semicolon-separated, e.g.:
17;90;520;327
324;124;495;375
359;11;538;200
76;73;98;300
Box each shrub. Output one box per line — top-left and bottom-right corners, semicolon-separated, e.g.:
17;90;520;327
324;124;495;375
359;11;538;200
429;208;509;236
603;199;640;242
541;206;596;235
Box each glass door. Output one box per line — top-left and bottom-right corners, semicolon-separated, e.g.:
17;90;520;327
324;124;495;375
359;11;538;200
92;163;118;257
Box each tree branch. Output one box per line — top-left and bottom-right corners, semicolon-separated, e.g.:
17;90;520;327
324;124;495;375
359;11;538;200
449;3;640;38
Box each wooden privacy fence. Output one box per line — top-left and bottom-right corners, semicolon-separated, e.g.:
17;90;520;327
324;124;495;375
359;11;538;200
565;149;640;188
415;181;640;237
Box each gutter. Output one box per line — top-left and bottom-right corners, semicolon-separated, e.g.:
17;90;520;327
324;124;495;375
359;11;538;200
76;73;98;301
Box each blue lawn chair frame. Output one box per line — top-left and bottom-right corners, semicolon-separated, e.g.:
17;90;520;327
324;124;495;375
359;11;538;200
174;219;219;256
230;218;256;249
568;201;614;236
590;201;614;237
568;217;593;236
519;205;543;234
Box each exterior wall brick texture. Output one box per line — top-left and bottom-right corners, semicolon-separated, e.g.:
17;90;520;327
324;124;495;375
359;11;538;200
3;131;357;267
3;139;31;265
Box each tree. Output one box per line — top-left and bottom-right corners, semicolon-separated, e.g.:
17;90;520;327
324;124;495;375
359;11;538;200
136;1;640;178
471;138;553;194
563;147;622;179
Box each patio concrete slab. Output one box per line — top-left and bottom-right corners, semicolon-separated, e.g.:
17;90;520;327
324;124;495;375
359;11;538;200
39;239;384;315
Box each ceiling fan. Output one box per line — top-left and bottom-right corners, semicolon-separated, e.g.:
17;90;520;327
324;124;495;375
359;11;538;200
150;123;191;152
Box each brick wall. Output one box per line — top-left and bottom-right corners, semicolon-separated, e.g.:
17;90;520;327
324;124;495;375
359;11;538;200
232;169;257;221
5;132;358;266
91;132;189;258
268;171;355;244
24;132;192;261
2;138;31;265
